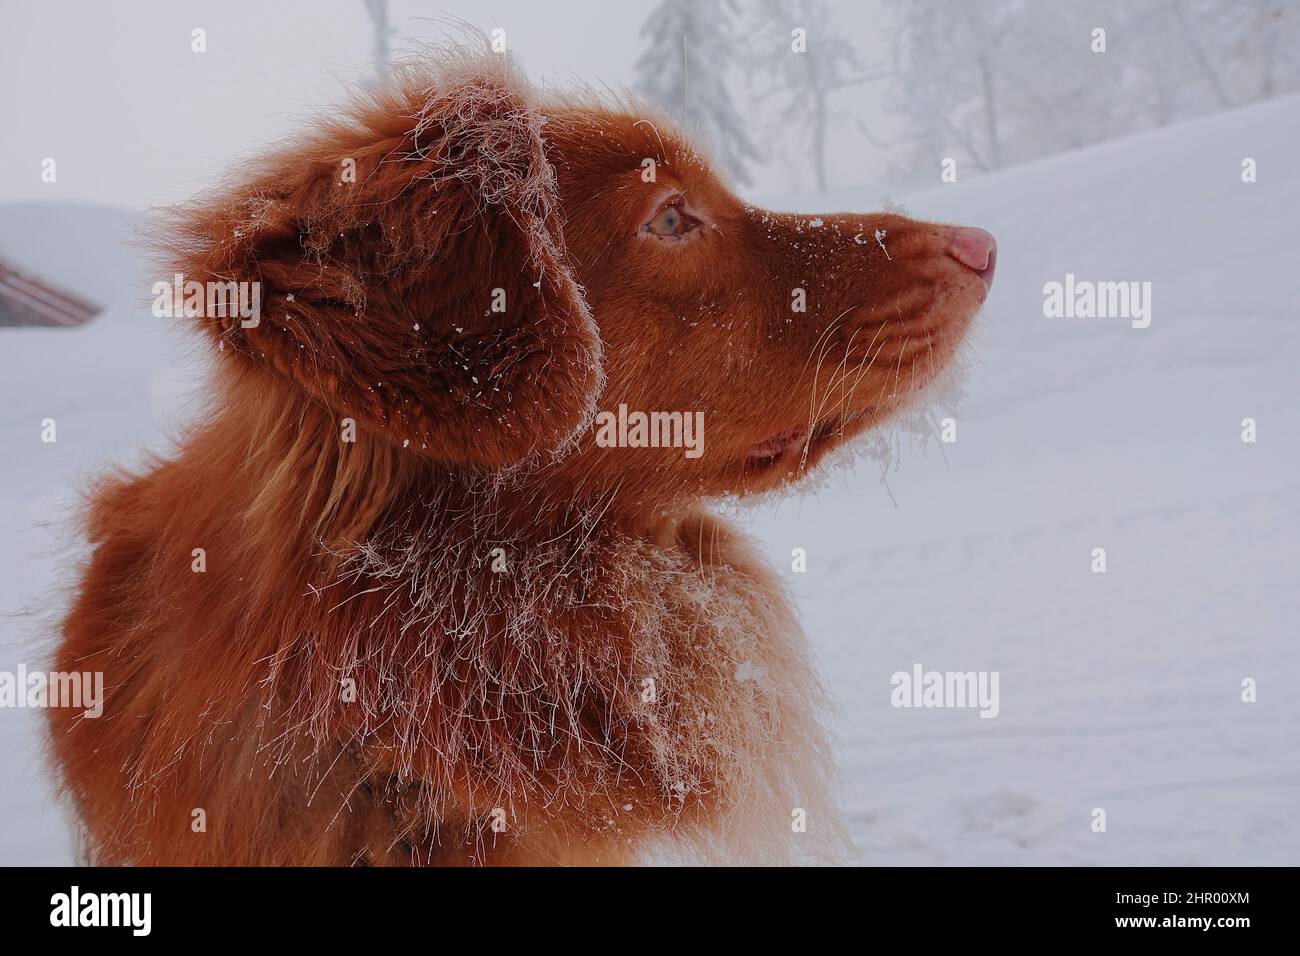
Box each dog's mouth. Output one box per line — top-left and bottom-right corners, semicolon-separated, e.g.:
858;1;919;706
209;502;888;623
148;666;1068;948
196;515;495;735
747;426;809;460
744;408;874;475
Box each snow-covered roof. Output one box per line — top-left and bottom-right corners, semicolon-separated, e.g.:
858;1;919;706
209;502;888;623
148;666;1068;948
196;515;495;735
0;260;101;327
0;201;144;308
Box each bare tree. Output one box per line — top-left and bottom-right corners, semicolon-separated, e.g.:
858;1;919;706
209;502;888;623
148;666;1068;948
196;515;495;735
882;0;1300;177
884;0;1022;174
751;0;886;192
634;0;760;186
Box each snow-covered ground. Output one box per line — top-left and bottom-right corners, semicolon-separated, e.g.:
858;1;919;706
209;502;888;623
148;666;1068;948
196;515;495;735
2;95;1297;865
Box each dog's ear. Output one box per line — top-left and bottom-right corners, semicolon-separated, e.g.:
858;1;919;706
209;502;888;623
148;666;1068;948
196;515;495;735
168;62;601;468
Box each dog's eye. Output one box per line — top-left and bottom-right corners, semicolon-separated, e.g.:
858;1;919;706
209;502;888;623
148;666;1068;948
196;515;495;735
644;202;698;238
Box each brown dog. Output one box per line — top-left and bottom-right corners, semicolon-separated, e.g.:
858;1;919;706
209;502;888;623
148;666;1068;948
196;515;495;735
47;49;994;865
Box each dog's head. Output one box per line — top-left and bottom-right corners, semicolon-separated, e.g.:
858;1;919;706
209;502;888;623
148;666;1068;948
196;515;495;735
544;105;993;500
174;55;993;507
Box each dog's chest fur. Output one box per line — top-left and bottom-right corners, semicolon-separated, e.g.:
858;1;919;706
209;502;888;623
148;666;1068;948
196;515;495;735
266;508;832;860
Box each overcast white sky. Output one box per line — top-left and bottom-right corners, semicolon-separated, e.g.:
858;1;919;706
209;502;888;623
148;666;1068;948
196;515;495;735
0;0;893;211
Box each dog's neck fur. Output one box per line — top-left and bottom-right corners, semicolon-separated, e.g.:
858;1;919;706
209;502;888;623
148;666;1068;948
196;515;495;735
212;362;695;553
182;366;844;863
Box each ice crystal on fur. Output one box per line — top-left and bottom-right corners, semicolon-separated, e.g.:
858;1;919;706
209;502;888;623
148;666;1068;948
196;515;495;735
256;484;847;864
46;32;994;868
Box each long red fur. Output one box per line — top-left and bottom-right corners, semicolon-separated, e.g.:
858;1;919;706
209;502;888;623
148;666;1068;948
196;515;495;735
46;44;988;865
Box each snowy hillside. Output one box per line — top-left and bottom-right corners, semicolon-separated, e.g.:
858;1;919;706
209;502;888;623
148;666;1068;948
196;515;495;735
747;92;1300;864
1;94;1297;865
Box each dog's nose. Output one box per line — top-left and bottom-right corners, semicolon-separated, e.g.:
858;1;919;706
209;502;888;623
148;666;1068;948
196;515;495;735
947;227;997;285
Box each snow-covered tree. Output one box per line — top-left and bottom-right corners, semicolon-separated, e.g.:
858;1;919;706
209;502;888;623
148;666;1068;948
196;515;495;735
1151;0;1300;111
634;0;759;185
750;0;884;192
884;0;1300;177
885;0;1046;174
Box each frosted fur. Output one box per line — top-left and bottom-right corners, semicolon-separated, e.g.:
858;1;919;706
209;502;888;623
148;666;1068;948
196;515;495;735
161;44;605;471
386;51;608;467
48;36;990;866
262;491;846;864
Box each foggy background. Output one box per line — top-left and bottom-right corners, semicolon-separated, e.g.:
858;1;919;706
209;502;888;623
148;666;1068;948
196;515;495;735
4;1;1296;209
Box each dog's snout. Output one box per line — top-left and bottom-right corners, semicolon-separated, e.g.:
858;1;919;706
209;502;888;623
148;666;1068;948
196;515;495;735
946;227;997;286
